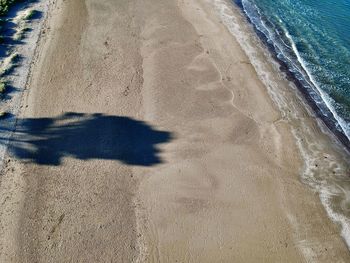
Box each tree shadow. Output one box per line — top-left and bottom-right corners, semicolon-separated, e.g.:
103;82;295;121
0;84;19;101
1;112;173;166
0;2;43;59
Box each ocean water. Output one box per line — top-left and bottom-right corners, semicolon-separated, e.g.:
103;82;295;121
212;0;350;252
235;0;350;146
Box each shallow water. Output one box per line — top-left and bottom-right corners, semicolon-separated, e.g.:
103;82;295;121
236;0;350;144
213;0;350;252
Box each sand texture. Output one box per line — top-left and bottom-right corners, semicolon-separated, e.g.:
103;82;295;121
0;0;349;262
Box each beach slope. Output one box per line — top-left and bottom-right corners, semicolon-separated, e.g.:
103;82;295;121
0;0;349;262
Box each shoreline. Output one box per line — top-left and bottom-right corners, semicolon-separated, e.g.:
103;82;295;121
233;0;350;153
213;0;350;250
0;0;349;261
138;0;350;260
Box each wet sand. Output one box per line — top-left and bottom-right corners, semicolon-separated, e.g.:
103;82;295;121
0;0;349;262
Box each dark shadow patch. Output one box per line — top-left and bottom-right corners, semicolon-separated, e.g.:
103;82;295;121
1;112;173;166
1;53;22;75
0;2;42;59
0;84;19;101
24;9;42;20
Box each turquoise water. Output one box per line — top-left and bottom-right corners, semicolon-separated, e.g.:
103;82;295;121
236;0;350;144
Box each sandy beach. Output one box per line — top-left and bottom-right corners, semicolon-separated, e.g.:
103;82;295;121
0;0;349;262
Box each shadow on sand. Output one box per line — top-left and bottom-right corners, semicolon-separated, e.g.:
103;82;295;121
0;112;173;166
0;3;43;59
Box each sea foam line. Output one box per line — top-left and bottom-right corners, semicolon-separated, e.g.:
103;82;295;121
212;0;350;252
240;0;350;142
284;31;350;141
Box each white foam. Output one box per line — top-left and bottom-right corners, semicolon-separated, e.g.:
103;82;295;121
285;31;350;140
212;0;350;252
294;127;350;249
240;0;350;142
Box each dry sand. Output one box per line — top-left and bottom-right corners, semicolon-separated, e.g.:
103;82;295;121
0;0;349;262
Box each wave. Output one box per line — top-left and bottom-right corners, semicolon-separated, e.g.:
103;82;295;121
239;0;350;148
213;0;350;253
